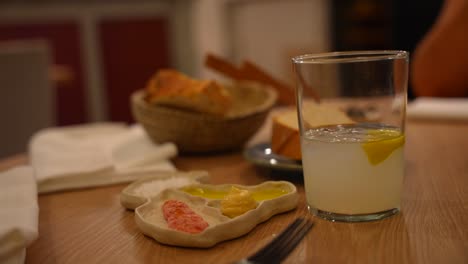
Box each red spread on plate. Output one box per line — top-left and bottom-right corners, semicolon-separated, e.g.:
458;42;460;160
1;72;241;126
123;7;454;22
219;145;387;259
162;200;209;234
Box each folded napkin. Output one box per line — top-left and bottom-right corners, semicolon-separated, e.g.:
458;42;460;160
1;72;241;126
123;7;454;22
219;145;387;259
29;123;178;193
407;97;468;121
0;166;38;264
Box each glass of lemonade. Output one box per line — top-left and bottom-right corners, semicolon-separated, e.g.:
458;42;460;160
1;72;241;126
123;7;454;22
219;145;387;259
292;51;409;222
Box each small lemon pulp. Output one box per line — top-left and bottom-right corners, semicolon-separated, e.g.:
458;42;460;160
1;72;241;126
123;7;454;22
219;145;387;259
361;129;405;165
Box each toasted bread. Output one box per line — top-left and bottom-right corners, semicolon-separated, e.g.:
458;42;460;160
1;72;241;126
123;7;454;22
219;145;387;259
145;69;232;116
271;102;354;160
271;109;301;160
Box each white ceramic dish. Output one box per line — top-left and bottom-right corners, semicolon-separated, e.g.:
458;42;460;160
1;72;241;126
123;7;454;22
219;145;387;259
122;177;298;248
120;170;210;210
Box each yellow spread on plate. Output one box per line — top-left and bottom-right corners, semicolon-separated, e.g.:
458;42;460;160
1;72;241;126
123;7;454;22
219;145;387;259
181;187;226;200
220;186;258;218
181;185;290;201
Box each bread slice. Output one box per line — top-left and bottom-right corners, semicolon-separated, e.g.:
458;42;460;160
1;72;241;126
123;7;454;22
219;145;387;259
145;69;232;116
271;109;301;160
271;102;354;160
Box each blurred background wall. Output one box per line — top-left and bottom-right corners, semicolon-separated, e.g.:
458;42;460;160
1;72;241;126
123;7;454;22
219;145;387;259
0;0;442;157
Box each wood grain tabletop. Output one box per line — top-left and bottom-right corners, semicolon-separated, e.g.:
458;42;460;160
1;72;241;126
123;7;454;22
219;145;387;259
1;120;467;264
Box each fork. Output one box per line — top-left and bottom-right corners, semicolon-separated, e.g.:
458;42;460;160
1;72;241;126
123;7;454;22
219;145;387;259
235;217;314;264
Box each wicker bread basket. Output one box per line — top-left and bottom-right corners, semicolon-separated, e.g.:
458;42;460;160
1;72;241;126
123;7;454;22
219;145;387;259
131;81;277;153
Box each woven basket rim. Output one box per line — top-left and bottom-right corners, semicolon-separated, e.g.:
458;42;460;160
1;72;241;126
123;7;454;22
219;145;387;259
131;81;277;120
130;81;277;152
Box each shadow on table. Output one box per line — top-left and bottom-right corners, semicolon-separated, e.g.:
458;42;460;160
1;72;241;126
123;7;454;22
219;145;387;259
252;166;304;185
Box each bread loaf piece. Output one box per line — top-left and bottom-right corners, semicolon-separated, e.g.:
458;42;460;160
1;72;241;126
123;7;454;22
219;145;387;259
145;69;232;116
271;109;301;160
271;103;354;160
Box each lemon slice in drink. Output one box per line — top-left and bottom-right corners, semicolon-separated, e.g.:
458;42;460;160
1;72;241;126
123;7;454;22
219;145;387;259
362;130;405;165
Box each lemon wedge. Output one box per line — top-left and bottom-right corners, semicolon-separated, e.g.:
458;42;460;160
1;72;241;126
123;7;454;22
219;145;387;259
361;130;405;165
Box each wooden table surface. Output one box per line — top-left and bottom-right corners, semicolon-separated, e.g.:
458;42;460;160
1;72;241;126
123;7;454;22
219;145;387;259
1;120;467;264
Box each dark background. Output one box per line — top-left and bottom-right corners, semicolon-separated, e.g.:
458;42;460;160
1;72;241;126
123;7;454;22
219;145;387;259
332;0;444;99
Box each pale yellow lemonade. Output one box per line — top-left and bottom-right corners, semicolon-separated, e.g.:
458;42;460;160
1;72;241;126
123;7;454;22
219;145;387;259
302;124;405;215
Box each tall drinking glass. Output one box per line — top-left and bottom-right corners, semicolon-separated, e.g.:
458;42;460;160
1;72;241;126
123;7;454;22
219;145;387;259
292;50;409;222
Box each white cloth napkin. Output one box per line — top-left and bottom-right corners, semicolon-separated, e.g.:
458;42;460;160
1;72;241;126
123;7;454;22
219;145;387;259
0;166;38;264
29;123;178;193
407;97;468;121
